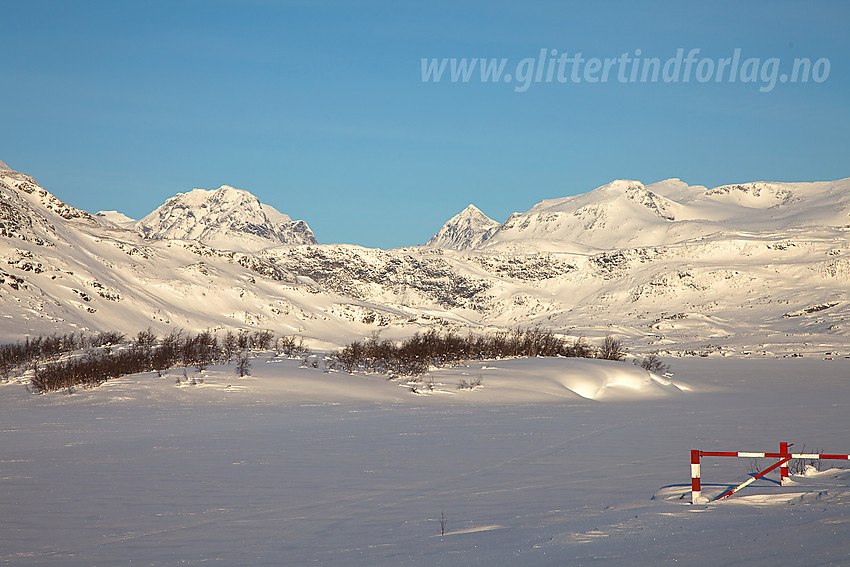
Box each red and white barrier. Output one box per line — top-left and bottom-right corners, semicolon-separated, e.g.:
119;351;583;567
690;442;850;504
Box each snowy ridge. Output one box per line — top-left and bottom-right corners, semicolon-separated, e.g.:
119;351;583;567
466;178;850;252
95;210;136;229
137;185;316;252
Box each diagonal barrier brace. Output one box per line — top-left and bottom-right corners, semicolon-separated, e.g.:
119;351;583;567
690;443;850;504
715;456;791;501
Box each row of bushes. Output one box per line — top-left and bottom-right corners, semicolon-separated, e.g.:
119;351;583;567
31;348;152;392
10;326;637;393
327;329;625;376
14;328;305;393
0;331;127;379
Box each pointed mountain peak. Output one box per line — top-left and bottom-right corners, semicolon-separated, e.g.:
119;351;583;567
0;159;11;171
425;203;500;250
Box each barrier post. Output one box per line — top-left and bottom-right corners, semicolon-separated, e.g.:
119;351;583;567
780;442;790;486
690;449;701;504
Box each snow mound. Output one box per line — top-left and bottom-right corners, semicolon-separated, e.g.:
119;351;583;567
426;358;684;402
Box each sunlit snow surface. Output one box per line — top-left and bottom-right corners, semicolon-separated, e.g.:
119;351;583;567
2;357;849;566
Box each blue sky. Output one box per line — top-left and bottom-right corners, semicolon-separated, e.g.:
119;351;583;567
2;0;848;248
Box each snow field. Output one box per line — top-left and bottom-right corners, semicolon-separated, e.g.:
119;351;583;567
1;356;849;565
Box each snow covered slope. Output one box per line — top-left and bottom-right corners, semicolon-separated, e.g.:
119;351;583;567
425;204;500;250
136;185;316;251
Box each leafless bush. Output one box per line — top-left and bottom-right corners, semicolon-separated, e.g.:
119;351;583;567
566;336;593;358
457;375;483;390
597;335;626;360
221;331;237;363
236;350;252;377
249;330;275;350
276;336;310;358
639;354;670;374
237;330;249;350
789;445;824;474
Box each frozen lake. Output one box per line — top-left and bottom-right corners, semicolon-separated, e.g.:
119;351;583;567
2;357;849;565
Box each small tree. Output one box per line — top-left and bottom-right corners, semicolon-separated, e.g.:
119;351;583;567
236;350;251;377
221;331;237;363
237;330;250;350
134;328;157;371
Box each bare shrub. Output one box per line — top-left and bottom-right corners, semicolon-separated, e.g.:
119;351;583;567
457;375;483;390
639;354;670;374
598;335;626;361
236;350;252;377
221;331;237;363
277;336;310;359
788;445;824;474
566;336;593;358
249;330;274;350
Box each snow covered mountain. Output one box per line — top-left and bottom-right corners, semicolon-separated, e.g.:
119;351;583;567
455;178;850;253
425;204;500;250
0;162;406;344
2;159;849;357
136;185;316;251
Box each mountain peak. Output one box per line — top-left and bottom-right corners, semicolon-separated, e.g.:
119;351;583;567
426;204;500;250
136;184;315;251
0;159;11;172
601;179;644;191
